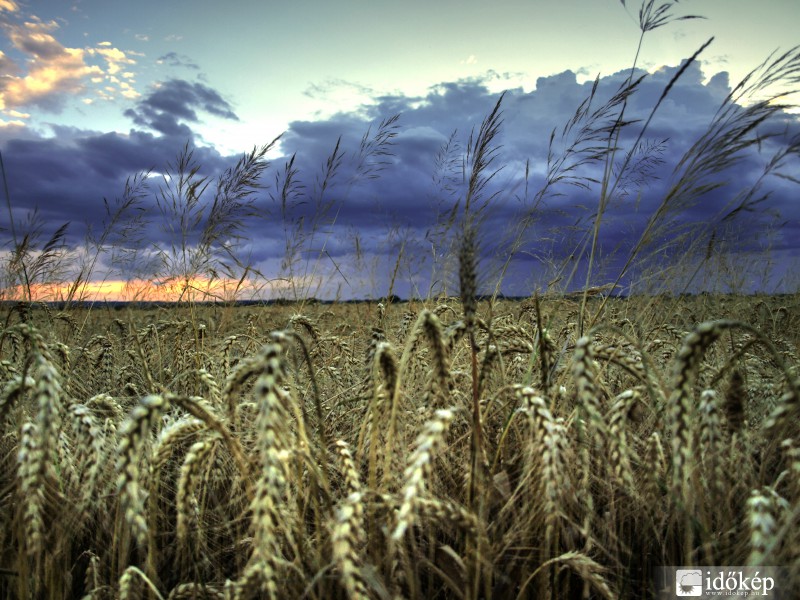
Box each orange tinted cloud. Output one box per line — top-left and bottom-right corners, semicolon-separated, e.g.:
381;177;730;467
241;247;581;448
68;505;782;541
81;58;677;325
0;14;138;113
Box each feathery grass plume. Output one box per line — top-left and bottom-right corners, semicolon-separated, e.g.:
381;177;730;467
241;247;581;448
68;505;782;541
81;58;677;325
66;169;151;308
602;45;800;311
431;96;504;300
331;440;369;600
392;407;456;540
275;115;399;302
620;0;704;33
2;212;71;303
463;94;505;216
116;394;169;546
462;99;504;285
572;65;655;329
240;342;291;599
151;140;278;303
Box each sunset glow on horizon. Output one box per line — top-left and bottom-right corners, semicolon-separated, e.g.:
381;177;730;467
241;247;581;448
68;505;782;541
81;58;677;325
8;276;271;303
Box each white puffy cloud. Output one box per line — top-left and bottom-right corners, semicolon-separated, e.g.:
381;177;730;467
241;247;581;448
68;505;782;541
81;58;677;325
0;11;139;113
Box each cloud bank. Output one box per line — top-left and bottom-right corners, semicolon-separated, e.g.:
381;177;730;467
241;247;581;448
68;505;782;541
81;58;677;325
1;56;799;300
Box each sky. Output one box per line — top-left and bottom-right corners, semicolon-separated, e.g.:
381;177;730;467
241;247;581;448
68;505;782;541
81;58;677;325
1;0;799;301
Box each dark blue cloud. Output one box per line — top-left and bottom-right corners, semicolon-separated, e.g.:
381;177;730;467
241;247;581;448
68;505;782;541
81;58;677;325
270;61;799;296
0;123;234;250
1;60;799;298
156;52;201;70
124;79;238;136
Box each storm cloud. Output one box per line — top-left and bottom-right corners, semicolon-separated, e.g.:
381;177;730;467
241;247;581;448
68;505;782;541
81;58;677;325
123;79;238;137
2;59;799;299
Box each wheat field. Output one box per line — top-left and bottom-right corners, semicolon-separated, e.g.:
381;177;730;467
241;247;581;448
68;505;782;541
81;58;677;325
2;1;800;597
0;292;797;599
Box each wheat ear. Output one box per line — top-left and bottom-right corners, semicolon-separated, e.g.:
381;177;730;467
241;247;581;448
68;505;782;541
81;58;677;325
392;407;455;540
116;394;168;546
240;343;291;599
331;440;369;599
